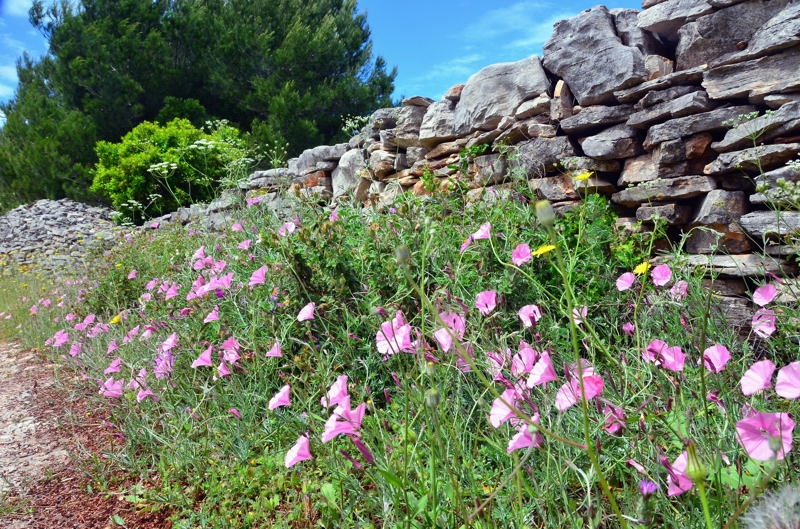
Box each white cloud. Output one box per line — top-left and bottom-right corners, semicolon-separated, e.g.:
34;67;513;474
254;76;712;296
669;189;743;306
461;2;583;55
399;53;485;97
3;0;35;17
0;64;17;83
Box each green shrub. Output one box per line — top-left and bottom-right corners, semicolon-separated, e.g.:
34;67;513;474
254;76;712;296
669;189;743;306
90;118;257;223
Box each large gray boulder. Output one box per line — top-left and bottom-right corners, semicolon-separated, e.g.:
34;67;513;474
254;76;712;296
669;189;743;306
419;100;458;147
637;0;715;42
675;0;791;70
703;47;800;102
332;149;367;200
392;105;428;148
453;56;551;135
543;6;647;106
711;3;800;67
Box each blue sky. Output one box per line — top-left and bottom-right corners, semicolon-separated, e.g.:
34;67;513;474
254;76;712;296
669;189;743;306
0;0;643;105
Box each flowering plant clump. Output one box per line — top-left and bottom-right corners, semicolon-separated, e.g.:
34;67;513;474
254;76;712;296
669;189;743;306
3;184;798;529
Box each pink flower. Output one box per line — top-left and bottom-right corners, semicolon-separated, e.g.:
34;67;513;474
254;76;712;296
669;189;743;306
246;195;264;207
433;328;454;352
602;404;625;434
475;290;498;316
459;237;473;254
248;266;267;288
650;264;672;286
285;435;312;468
106;340;118;354
572;306;588;326
321;397;366;442
736;411;795;461
191;345;214;368
51;329;69;347
220;336;241;364
616;272;636;291
622;322;635;336
775;361;800;399
740;359;776;395
555;374;604;411
518;304;542;328
128;368;156;402
433;311;466;352
217;361;231;378
269;384;291;410
752;284;778;307
489;388;519;428
329;209;339;222
702;344;731;373
237;239;252;250
231;222;244;232
321;375;349;408
669;280;689;301
228;408;242;419
297;302;316;322
266;341;282;357
752;308;777;338
104;357;122;374
526;351;557;388
472;222;491;240
203;305;220;323
511;342;537;377
154;351;175;378
662;452;693;496
376;311;415;359
277;221;297;236
69;341;82;357
507;422;542;454
642;339;686;372
99;377;125;398
511;244;532;266
158;332;179;353
127;269;137;279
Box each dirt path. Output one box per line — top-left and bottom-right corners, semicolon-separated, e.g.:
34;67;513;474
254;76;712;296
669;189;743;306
0;341;171;528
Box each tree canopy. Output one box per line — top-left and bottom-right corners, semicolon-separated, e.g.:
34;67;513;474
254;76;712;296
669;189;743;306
0;0;395;205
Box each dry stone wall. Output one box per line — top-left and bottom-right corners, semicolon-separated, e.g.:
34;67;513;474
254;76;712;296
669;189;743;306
222;0;800;290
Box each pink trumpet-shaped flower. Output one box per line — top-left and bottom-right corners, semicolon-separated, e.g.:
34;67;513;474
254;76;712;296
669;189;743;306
321;397;366;443
321;375;349;408
297;302;316;322
775;361;800;399
736;411;795;461
266;341;282;357
99;377;125;398
203;305;220;323
285;435;312;468
269;384;291;410
616;272;636;291
511;244;532;266
475;290;498;316
191;345;214;368
752;308;777;338
248;266;267;288
752;284;778;307
518;304;542;328
702;344;731;373
104;357;122;374
650;264;672;286
740;359;776;395
526;351;557;388
489;388;519;428
662;452;693;496
555;374;604;411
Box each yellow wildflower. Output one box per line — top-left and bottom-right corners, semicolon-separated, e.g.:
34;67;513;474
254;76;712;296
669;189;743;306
633;262;651;275
109;313;122;324
572;171;593;181
532;244;556;257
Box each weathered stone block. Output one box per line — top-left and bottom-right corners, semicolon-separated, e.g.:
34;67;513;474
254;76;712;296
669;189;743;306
544;6;646;106
559;105;634;134
636;203;693;225
711;102;800;152
512;137;577;177
611;175;716;207
627;90;713;129
703;143;800;175
580;124;642;160
739;210;800;238
419;100;458;147
454;56;551;134
637;0;714;42
643;105;755;150
703;47;800;103
711;3;800;67
615;66;706;103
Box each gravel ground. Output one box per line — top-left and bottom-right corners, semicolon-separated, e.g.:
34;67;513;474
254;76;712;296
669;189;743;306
0;341;171;528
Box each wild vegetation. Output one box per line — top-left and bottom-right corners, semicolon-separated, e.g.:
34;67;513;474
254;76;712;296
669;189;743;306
1;173;797;528
0;0;395;212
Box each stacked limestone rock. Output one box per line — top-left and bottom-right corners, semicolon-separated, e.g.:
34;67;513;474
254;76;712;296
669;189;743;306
165;1;800;321
0;199;119;275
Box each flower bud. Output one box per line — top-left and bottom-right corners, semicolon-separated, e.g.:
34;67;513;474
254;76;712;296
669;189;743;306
685;440;707;484
425;388;440;408
535;200;555;227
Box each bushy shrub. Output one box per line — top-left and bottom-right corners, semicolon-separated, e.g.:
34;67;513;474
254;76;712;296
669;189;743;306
90;118;257;224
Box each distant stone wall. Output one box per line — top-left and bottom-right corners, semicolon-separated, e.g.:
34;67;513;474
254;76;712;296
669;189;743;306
4;0;799;321
0;199;120;275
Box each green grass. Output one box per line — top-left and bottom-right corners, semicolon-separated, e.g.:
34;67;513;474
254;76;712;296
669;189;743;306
0;181;798;529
